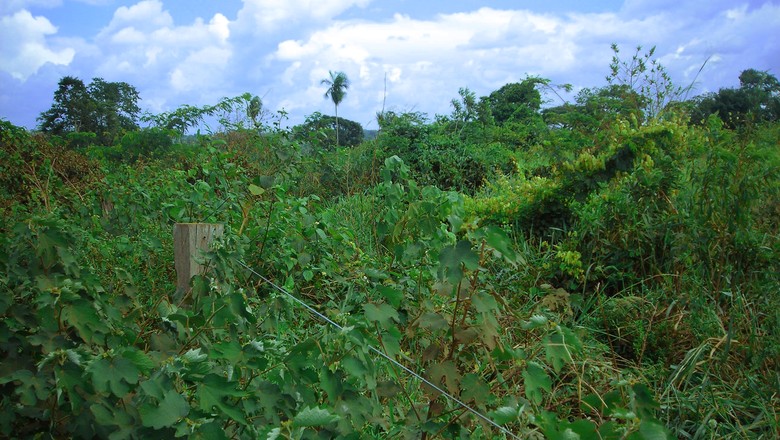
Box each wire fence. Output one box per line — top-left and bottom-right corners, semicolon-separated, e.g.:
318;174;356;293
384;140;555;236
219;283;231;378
237;260;521;439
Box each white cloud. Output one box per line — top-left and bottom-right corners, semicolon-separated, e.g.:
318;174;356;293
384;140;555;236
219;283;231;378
169;46;232;92
267;8;612;118
94;1;233;105
98;0;174;38
0;9;74;80
261;2;780;124
2;0;778;130
234;0;372;33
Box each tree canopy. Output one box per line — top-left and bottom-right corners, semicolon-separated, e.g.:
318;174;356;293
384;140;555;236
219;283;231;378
38;76;141;145
483;79;544;125
691;68;780;127
293;111;364;149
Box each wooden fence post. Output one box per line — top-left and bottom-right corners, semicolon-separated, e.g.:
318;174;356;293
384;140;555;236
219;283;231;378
174;223;224;295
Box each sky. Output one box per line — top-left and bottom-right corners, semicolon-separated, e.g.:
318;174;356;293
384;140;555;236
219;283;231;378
1;0;779;130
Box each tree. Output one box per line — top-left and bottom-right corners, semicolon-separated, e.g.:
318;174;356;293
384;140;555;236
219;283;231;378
248;95;262;129
321;71;350;147
37;76;92;134
483;79;544;125
38;76;140;145
88;78;141;143
543;84;647;132
691;68;780;127
606;44;682;121
143;93;265;136
293;112;364;150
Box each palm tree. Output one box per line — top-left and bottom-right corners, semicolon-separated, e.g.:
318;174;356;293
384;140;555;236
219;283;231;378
321;71;350;146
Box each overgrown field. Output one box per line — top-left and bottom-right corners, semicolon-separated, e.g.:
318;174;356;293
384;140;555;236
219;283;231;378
2;67;779;439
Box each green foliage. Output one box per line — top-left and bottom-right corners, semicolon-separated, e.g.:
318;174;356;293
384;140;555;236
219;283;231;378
106;127;176;163
293;111;364;149
607;44;682;121
484;78;544;125
38;76;141;145
143;93;267;136
0;119;100;213
690;68;780;127
2;46;779;439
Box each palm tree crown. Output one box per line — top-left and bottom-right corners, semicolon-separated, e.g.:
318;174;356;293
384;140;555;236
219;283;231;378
321;71;350;146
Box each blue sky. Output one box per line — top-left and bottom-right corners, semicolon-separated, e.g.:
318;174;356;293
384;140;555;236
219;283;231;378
1;0;778;130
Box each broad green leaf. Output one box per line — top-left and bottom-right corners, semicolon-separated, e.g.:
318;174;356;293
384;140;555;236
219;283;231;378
198;374;249;425
437;240;479;284
90;403;115;426
191;421;229;440
378;285;403;308
632;383;661;417
629;419;669;440
120;347;155;375
62;300;105;344
376;380;402;398
248;183;265;196
472;292;499;314
292;406;339;428
210;340;243;363
523;362;552;405
139;389;189;429
364;268;389;280
544;327;582;373
478;225;521;266
363;302;399;329
319;367;343;403
418;312;449;331
460;373;490;405
89;356;140;397
140;375;168;400
489;406;519;425
454;326;478;345
567;419;598;437
425;360;461;395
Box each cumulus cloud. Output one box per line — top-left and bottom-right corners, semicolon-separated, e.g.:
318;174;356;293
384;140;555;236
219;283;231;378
93;0;233;107
234;0;372;33
0;9;75;80
1;0;778;129
97;0;174;38
263;2;779;123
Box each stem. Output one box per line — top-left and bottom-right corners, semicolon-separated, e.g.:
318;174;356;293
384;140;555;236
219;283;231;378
448;277;464;360
374;322;423;422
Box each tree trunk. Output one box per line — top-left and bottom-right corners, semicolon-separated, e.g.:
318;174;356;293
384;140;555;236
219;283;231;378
335;105;340;147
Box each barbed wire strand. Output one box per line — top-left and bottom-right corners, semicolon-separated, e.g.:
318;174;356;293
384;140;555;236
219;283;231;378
237;260;521;439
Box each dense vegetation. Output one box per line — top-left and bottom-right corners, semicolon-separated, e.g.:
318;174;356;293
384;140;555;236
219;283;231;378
1;47;778;439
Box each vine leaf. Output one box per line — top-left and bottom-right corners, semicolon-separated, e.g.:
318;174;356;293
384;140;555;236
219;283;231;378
477;225;523;266
197;374;249;425
437;240;479;284
62;299;106;344
460;373;490;406
488;406;519;425
631;419;670;440
139;390;189;429
248;183;265;196
88;356;139;397
363;302;399;329
523;362;552;405
293;406;339;428
544;326;582;373
425;360;461;396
